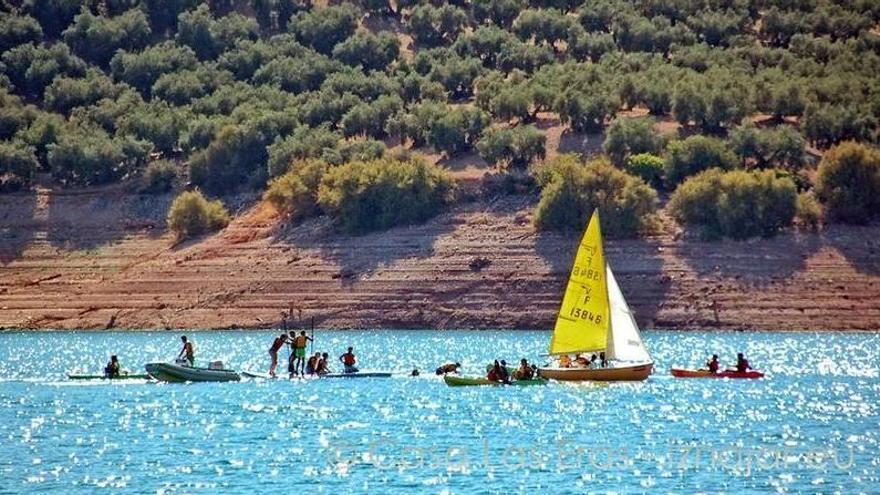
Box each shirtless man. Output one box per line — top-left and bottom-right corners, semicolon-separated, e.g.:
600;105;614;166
178;336;194;366
268;333;288;377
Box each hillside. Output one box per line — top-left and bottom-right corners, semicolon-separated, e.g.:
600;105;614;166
1;188;878;331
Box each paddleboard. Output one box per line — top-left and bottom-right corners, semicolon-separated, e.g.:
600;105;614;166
321;371;393;378
67;373;151;380
241;370;276;379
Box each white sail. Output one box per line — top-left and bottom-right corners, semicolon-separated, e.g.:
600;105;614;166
605;265;652;363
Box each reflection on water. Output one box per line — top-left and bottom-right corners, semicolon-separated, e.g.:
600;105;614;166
0;330;878;493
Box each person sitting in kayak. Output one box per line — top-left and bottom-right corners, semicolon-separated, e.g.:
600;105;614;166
339;347;358;373
706;354;720;374
178;336;194;366
306;352;321;375
733;353;752;373
291;331;313;377
435;362;461;375
487;360;504;382
514;359;534;380
268;333;288;377
104;355;120;378
499;360;512;383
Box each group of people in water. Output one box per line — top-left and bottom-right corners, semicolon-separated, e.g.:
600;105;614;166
267;331;360;377
704;353;753;373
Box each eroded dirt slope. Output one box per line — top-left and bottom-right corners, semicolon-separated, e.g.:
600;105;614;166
1;188;879;331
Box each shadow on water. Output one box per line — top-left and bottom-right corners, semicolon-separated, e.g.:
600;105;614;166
0;190;37;264
534;229;671;329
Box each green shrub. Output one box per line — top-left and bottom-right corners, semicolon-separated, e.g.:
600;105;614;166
318;157;455;234
668;169;798;239
167;189;230;239
139;160;178;194
476;124;546;170
0;141;38;191
603;117;664;167
264;159;329;221
815;142;880;224
625;153;664;190
534;154;658;237
664;135;738;187
795;191;823;230
189;124;267;194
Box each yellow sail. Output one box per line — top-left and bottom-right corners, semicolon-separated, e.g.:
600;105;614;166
548;210;609;355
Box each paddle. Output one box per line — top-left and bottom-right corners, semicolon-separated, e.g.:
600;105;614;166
309;316;315;356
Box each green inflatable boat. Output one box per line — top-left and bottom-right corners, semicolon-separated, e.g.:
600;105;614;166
443;375;547;387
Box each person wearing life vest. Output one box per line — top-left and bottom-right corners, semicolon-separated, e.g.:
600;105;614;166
498;360;511;383
268;333;288;377
104;355;120;378
706;354;720;374
435;362;461;375
339;347;358;373
291;331;312;377
559;354;572;368
178;336;195;366
487;360;503;382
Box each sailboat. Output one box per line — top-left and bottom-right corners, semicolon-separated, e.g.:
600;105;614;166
538;210;653;381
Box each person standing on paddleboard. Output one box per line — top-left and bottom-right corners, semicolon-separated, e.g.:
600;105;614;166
268;333;289;377
291;331;313;377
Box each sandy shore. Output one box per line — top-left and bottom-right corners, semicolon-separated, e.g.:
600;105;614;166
1;186;879;332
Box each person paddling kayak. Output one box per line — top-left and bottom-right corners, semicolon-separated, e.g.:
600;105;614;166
178;336;195;366
104;355;120;378
268;333;289;377
339;347;358;373
733;353;752;373
706;354;720;373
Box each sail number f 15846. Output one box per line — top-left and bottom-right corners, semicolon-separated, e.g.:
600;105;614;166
568;307;603;324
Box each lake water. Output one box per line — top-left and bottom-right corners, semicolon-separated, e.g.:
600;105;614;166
0;330;878;494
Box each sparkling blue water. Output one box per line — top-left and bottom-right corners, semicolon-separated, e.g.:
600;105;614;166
0;330;878;494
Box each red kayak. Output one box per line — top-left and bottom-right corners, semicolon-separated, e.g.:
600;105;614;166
671;368;764;379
